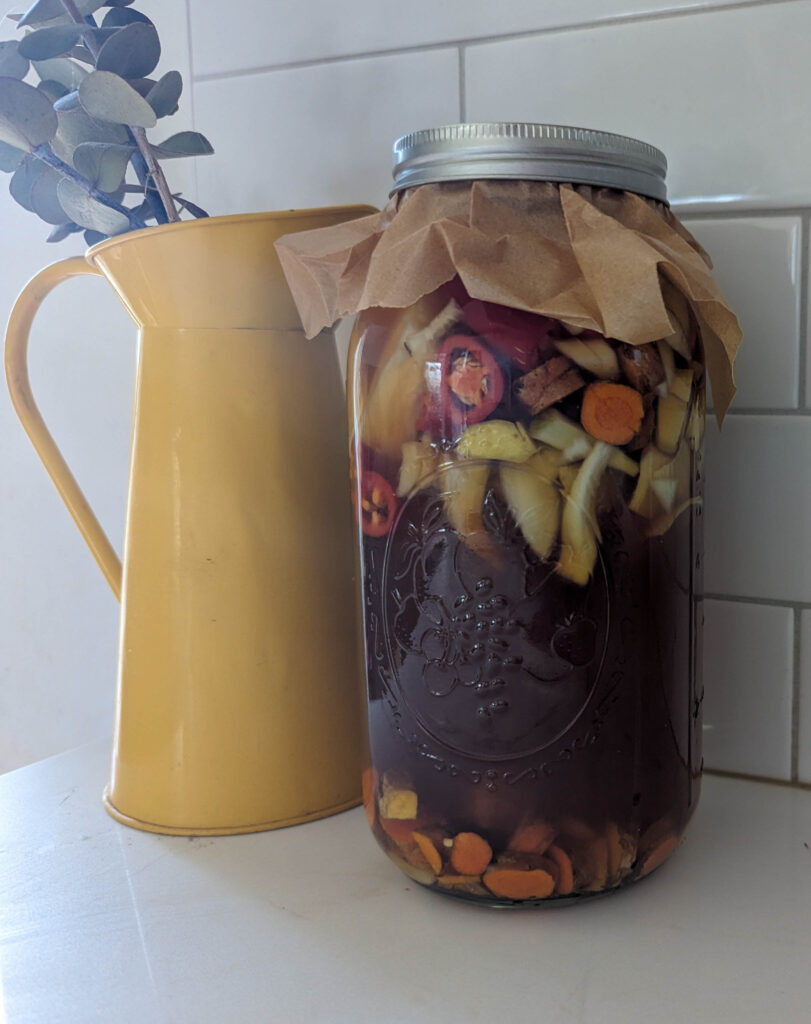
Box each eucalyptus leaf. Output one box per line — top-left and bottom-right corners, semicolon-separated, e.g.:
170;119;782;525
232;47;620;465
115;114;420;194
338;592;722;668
32;57;88;90
57;176;130;234
174;195;209;219
54;90;81;111
78;70;156;128
83;229;106;246
18;26;83;61
145;70;181;118
101;8;151;28
72;141;134;191
37;79;70;102
0;41;29;79
96;23;160;80
9;154;42;211
0;77;58;150
104;0;136;6
152;131;213;159
0;138;25;172
51;105;129;165
47;221;81;242
128;77;157;98
29;163;69;223
18;0;106;29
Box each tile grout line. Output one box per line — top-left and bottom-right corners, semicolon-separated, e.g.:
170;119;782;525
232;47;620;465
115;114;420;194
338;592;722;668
798;211;810;411
458;46;466;122
792;608;802;783
183;0;199;201
190;0;799;83
704;592;811;610
679;205;811;221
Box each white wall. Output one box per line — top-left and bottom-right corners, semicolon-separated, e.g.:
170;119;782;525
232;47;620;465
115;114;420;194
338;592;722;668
3;0;811;787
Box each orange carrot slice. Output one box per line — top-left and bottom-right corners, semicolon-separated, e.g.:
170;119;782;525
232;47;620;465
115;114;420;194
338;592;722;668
507;820;555;855
545;844;574;896
581;382;644;445
412;832;442;875
450;831;493;876
483;867;555;900
638;834;679;878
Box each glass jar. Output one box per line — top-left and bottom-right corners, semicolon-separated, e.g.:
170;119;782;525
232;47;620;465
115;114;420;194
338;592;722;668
349;125;707;905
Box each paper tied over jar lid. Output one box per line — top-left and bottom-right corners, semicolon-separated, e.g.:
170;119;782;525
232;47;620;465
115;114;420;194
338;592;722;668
275;179;741;421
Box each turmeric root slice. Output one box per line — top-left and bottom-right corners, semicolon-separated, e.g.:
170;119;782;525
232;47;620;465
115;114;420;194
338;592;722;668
483;867;556;901
449;831;493;876
581;381;644;446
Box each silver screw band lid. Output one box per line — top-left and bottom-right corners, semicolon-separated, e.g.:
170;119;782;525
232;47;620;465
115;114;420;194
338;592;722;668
391;123;668;203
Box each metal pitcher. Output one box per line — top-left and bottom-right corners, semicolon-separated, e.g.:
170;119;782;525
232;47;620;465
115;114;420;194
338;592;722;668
4;208;371;835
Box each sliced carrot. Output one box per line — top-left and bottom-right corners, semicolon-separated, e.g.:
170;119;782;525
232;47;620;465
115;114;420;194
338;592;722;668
412;832;443;875
638;834;679;878
380;816;419;846
581;381;644;445
483;867;555;900
507;820;555;855
450;831;493;876
545;844;574;896
361;766;377;829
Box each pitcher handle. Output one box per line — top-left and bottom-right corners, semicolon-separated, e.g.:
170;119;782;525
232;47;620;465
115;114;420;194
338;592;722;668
4;257;122;600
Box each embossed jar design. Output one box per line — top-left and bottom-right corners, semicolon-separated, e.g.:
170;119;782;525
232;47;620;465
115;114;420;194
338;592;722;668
275;122;740;906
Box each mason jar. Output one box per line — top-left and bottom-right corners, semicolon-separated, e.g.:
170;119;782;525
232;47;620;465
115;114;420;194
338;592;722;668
348;124;708;905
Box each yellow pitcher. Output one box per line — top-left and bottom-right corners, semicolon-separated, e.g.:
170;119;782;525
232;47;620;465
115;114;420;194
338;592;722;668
4;208;372;835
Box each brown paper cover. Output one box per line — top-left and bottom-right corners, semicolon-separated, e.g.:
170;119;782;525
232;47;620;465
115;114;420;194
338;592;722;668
275;180;741;420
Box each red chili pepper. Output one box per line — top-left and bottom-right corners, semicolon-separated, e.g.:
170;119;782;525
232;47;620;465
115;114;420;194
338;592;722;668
461;300;558;371
438;334;505;426
355;470;397;538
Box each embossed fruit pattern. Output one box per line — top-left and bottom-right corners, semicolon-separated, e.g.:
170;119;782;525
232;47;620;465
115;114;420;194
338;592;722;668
350;277;705;904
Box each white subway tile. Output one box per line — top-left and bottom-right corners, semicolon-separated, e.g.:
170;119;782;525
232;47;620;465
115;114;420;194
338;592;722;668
680;217;801;410
798;613;811;784
193;51;460;214
704;416;811;603
465;3;811;209
702;599;793;780
189;0;755;77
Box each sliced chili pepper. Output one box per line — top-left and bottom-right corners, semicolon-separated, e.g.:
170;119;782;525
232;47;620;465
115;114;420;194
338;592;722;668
355;470;397;538
462;300;558;371
438;334;505;427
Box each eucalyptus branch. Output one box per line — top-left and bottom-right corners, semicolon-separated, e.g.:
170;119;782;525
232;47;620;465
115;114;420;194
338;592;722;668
129;127;180;222
129;147;167;224
33;144;148;231
59;0;101;58
57;0;180;223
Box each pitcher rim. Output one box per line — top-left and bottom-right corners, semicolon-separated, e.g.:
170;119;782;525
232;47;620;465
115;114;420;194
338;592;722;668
85;204;377;261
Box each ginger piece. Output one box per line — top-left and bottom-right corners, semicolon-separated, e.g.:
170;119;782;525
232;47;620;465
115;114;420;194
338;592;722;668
361;298;461;460
443;459;500;564
508;820;556;855
556;441;613;585
516;356;585;415
379;785;417;820
449;831;493;876
554;338;620;381
397;438;438;497
456;419;537;463
605;822;636;884
581;382;645;446
500;455;562;561
483;867;556;900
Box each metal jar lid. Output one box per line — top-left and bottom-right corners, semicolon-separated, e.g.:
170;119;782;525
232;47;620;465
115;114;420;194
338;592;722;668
391;122;668;203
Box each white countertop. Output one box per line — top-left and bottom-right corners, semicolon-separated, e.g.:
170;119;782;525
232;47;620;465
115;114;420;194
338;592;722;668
1;739;809;1024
